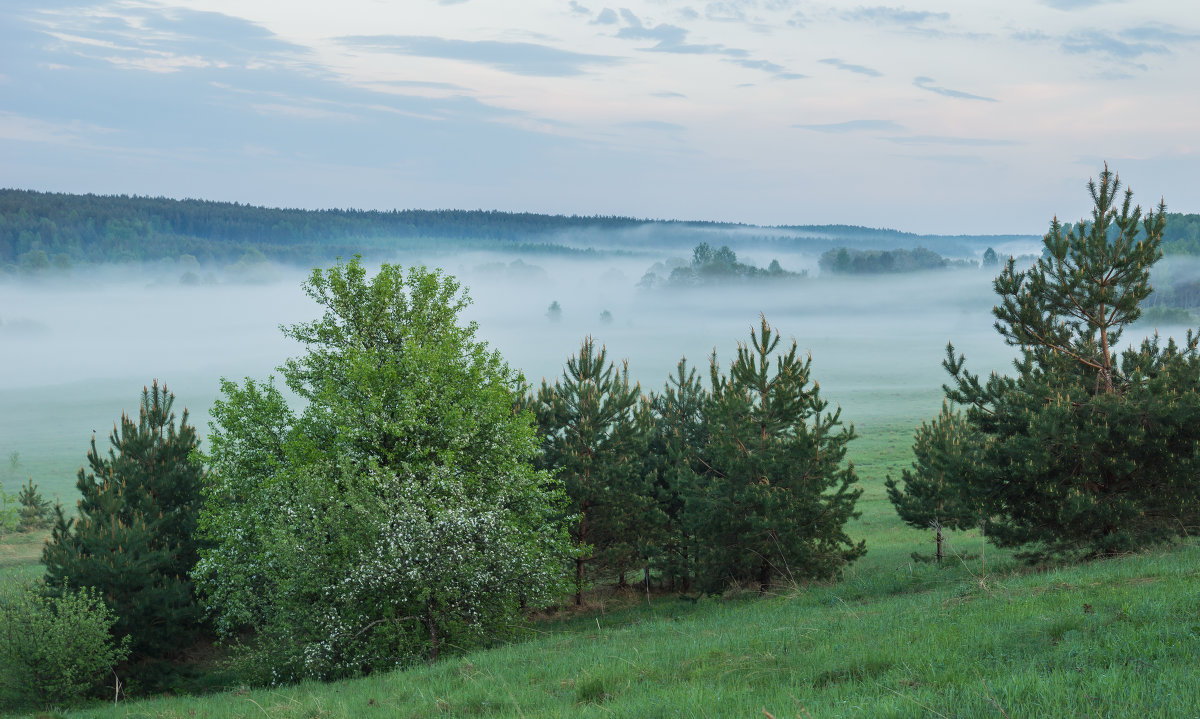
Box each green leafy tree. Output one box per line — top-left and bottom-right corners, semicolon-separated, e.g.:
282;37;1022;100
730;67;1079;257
941;166;1200;561
529;337;646;603
43;382;205;659
195;258;571;682
884;405;981;562
690;316;865;592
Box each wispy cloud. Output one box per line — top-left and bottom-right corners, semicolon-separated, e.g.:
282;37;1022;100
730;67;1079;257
1060;30;1170;60
887;135;1017;146
620;119;684;131
337;35;620;77
1039;0;1123;10
842;6;950;25
652;91;688;98
612;8;800;78
819;57;883;77
730;58;804;79
793;119;903;132
568;1;591;15
913;76;996;102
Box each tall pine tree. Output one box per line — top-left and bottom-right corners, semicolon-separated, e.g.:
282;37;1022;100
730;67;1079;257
691;316;864;593
530;338;646;604
939;166;1200;561
644;357;710;589
44;381;205;658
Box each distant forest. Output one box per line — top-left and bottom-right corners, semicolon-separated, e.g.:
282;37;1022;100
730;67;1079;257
0;189;1031;271
2;188;1196;273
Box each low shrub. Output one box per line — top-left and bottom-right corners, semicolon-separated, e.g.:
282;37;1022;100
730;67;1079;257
0;582;130;711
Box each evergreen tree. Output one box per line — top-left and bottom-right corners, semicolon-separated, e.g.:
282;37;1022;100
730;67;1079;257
884;404;981;562
546;300;562;322
982;247;999;267
940;166;1200;561
530;337;645;603
690;316;864;592
15;479;52;532
43;381;205;658
645;357;711;589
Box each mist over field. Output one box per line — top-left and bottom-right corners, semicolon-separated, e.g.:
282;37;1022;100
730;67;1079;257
4;240;1194;504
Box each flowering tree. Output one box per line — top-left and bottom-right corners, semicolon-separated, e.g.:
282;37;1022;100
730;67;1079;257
193;258;571;682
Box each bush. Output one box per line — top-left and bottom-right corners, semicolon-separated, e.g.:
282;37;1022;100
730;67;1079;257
0;583;130;711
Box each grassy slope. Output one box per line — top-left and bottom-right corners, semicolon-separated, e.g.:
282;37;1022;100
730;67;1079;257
2;414;1198;718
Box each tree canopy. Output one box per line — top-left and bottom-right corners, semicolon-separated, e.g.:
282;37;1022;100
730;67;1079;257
194;257;572;682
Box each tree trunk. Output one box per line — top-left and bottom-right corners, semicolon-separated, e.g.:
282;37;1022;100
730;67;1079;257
575;557;584;606
425;601;439;662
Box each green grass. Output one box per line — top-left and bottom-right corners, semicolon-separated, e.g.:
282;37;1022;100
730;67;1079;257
3;395;1199;718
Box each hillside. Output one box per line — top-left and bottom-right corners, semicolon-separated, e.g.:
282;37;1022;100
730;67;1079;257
3;420;1196;718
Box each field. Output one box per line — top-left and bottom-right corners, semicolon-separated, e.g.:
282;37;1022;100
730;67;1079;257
2;260;1198;718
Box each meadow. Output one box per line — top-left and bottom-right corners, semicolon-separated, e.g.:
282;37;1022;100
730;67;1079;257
2;252;1198;718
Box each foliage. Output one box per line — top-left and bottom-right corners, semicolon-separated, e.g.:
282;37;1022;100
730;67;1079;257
643;358;711;588
818;245;960;274
0;582;130;712
662;243;803;286
982;246;999;267
939;166;1200;561
194;257;572;682
884;404;981;561
42;382;205;658
546;300;562;322
528;338;650;603
688;316;865;591
16;478;52;532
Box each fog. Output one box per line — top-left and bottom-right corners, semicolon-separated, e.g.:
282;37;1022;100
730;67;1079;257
3;246;1190;501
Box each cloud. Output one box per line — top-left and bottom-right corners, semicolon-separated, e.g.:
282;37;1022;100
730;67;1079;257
1060;30;1170;60
913;76;996;102
338;35;620;77
842;6;950;25
593;8;619;24
1039;0;1123;9
27;5;312;73
620;120;684;131
612;8;798;77
568;1;591;14
616;9;692;47
652;91;688;98
887;135;1017;147
818;57;883;77
793;119;903;132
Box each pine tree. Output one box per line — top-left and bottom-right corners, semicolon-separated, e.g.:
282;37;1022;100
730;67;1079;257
884;404;981;562
15;479;52;532
940;166;1200;561
530;337;645;603
690;316;864;593
644;357;710;589
43;381;205;658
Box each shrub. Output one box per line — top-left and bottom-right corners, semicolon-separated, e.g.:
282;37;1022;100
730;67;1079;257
0;583;130;711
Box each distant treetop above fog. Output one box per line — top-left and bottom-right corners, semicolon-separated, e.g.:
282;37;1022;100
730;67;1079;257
639;243;805;289
818;246;976;275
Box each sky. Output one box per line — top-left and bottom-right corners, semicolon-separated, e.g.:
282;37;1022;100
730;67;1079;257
1;0;1198;234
